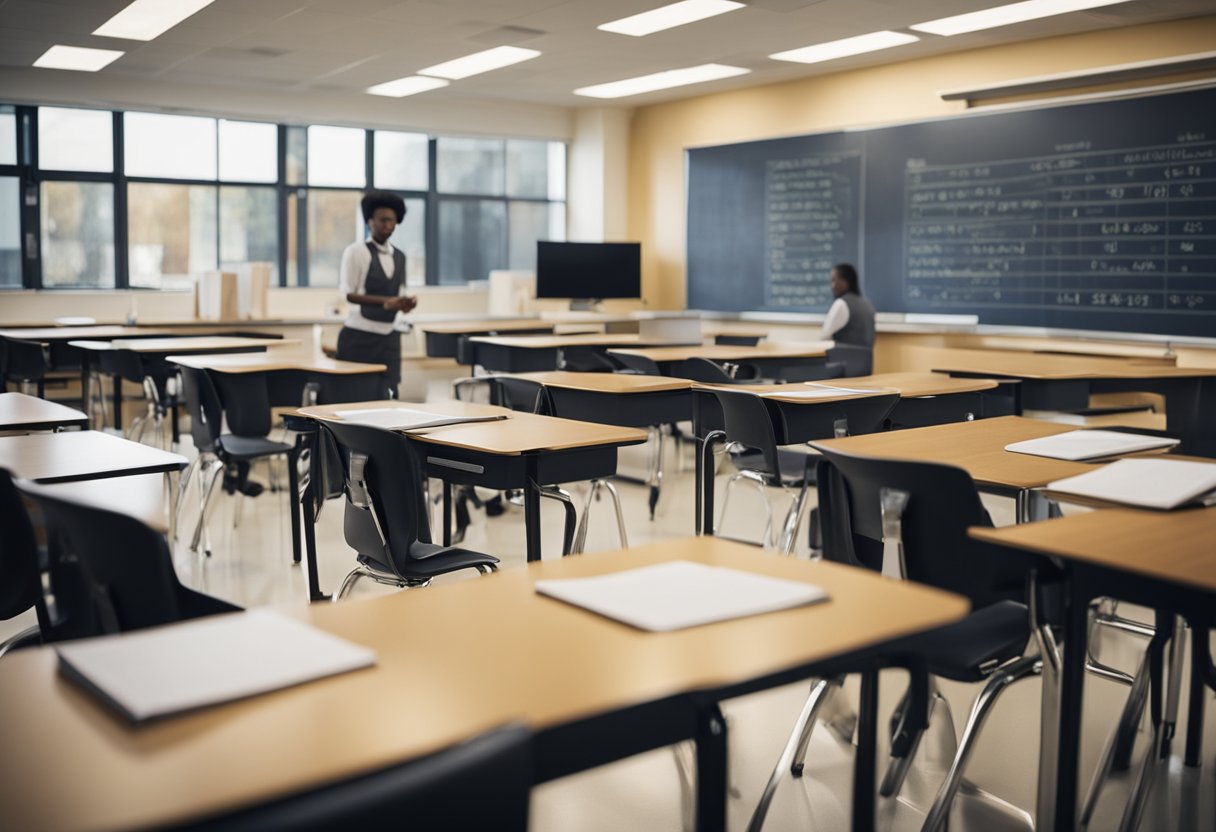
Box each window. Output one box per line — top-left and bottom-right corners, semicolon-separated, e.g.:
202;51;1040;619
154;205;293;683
0;177;19;287
38;107;113;173
124;112;217;180
306;126;364;188
439;199;505;284
40;181;115;288
437;137;504;195
218;120;277;183
507;140;565;200
1;108;18;166
373;130;427;191
127;182;217;289
508;201;564;271
306;189;362;286
220;186;278;282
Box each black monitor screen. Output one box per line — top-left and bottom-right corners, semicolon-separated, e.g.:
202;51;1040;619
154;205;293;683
535;241;641;300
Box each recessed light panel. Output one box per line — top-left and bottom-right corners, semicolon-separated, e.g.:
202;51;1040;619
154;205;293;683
911;0;1135;37
599;0;746;37
769;31;919;65
33;45;125;72
418;46;541;80
574;63;750;99
367;76;450;98
93;0;217;41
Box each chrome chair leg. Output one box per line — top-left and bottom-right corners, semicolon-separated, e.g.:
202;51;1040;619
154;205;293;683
647;426;665;520
777;478;811;555
601;479;629;549
540;486;577;555
572;479;601;554
717;470;774;547
748;678;838;832
791;678;854;776
1080;650;1151;829
335;566;368;600
190;460;224;555
921;655;1041;832
0;623;41;660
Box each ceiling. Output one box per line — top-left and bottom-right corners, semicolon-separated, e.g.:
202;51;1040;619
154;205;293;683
0;0;1212;109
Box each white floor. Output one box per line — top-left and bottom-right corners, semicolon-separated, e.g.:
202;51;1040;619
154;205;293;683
5;374;1213;832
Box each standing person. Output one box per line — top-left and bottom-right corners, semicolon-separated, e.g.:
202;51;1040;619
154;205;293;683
336;190;417;397
818;263;875;347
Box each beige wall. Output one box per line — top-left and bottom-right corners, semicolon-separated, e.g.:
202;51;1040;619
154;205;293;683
627;15;1216;311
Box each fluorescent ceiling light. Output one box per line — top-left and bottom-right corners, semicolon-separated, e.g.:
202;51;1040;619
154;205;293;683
575;63;750;99
418;46;540;80
770;30;919;65
910;0;1135;37
599;0;745;37
33;45;125;72
93;0;217;41
367;76;450;98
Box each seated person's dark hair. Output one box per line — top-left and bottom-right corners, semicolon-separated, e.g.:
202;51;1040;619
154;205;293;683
361;190;406;223
834;263;861;295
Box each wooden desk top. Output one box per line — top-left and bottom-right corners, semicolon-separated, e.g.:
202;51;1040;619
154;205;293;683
467;333;653;349
167;351;385;375
702;372;997;402
0;536;968;832
30;473;171;533
500;371;694;394
300;399;648;455
930;348;1216;381
610;341;829;362
0;431;187;483
692;381;898;406
0;393;89;431
107;337;297;353
970;336;1176;361
417;319;553;335
811;415;1101;490
970;507;1216;594
0;326;176;342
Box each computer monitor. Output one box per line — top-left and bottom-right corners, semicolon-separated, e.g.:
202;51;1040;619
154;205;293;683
535;241;641;302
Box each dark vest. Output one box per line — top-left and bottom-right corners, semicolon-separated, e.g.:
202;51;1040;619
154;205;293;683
359;241;406;323
834;292;875;348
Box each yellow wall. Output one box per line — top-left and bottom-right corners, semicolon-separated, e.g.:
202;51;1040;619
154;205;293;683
628;15;1216;310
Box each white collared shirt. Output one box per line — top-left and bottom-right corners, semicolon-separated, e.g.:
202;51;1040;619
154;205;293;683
819;297;849;341
340;238;402;335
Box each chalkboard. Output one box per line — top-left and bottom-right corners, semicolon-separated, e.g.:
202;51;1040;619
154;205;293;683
687;85;1216;338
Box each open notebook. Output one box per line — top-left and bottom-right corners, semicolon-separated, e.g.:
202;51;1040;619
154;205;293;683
535;560;828;632
1005;429;1178;461
1046;458;1216;510
56;610;376;724
332;406;507;431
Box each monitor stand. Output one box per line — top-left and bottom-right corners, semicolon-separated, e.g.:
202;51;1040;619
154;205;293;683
568;298;603;312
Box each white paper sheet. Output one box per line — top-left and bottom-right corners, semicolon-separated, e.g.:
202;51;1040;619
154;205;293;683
1004;429;1177;461
333;407;505;431
768;384;879;399
534;560;828;632
56;610;376;723
1047;458;1216;510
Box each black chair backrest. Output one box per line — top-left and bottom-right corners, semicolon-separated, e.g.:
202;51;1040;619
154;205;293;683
5;339;48;383
320;421;432;576
99;348;147;385
826;344;873;377
182;724;533;832
0;469;40;622
20;486;191;636
490;377;550;414
674;357;736;383
211;371;273;437
714;334;762;346
706;389;784;478
178;366;223;454
815;448;1023;608
609;352;661;375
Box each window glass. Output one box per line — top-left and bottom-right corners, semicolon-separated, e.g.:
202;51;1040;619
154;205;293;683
0;177;20;287
127;182;217;289
306;188;362;286
506;140;566;200
437;137;503;195
124;112;217;180
438;199;505;284
508;201;565;271
220;186;278;283
307;126;365;188
38;107;113;173
285;126;307;186
1;108;18;166
40;181;115;288
373;130;428;191
388;197;426;287
218;120;277;183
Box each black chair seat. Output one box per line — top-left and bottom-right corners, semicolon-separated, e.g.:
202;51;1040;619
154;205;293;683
358;543;497;580
731;447;817;486
911;600;1030;683
218;434;293;460
176;586;242;621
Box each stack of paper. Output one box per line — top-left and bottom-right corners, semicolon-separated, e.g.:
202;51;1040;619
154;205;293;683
535;560;828;632
1047;458;1216;510
1005;429;1178;461
56;610;376;723
333;406;506;431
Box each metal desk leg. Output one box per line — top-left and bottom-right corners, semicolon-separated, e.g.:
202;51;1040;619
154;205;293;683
1051;581;1090;832
694;391;705;536
442;480;452;547
164;469;179;542
694;703;728;832
112;374;123;432
287;446;301;565
1185;625;1209;767
852;669;879;832
524;473;542;562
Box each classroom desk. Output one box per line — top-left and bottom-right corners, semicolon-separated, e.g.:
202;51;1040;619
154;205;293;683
299;400;648;579
416;319;556;358
609;341;829;378
35;473;171;533
0;392;88;432
465;333;686;372
970;508;1216;832
930;347;1216;456
0;536;970;832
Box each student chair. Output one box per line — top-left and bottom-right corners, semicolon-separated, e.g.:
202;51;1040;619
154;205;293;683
607;352;662;375
749;449;1044;832
320;420;498;598
673;356;760;384
172;724;533;832
2;338;50;398
0;469;44;658
178;366;299;558
825;343;873;377
19;483;240;639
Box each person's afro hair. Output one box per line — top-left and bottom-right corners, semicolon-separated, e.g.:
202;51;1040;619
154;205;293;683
361;190;406;223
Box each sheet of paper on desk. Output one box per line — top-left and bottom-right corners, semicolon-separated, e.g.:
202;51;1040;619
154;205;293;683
1005;429;1178;461
56;610;376;724
333;407;506;431
535;560;827;632
1047;458;1216;510
777;385;878;399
